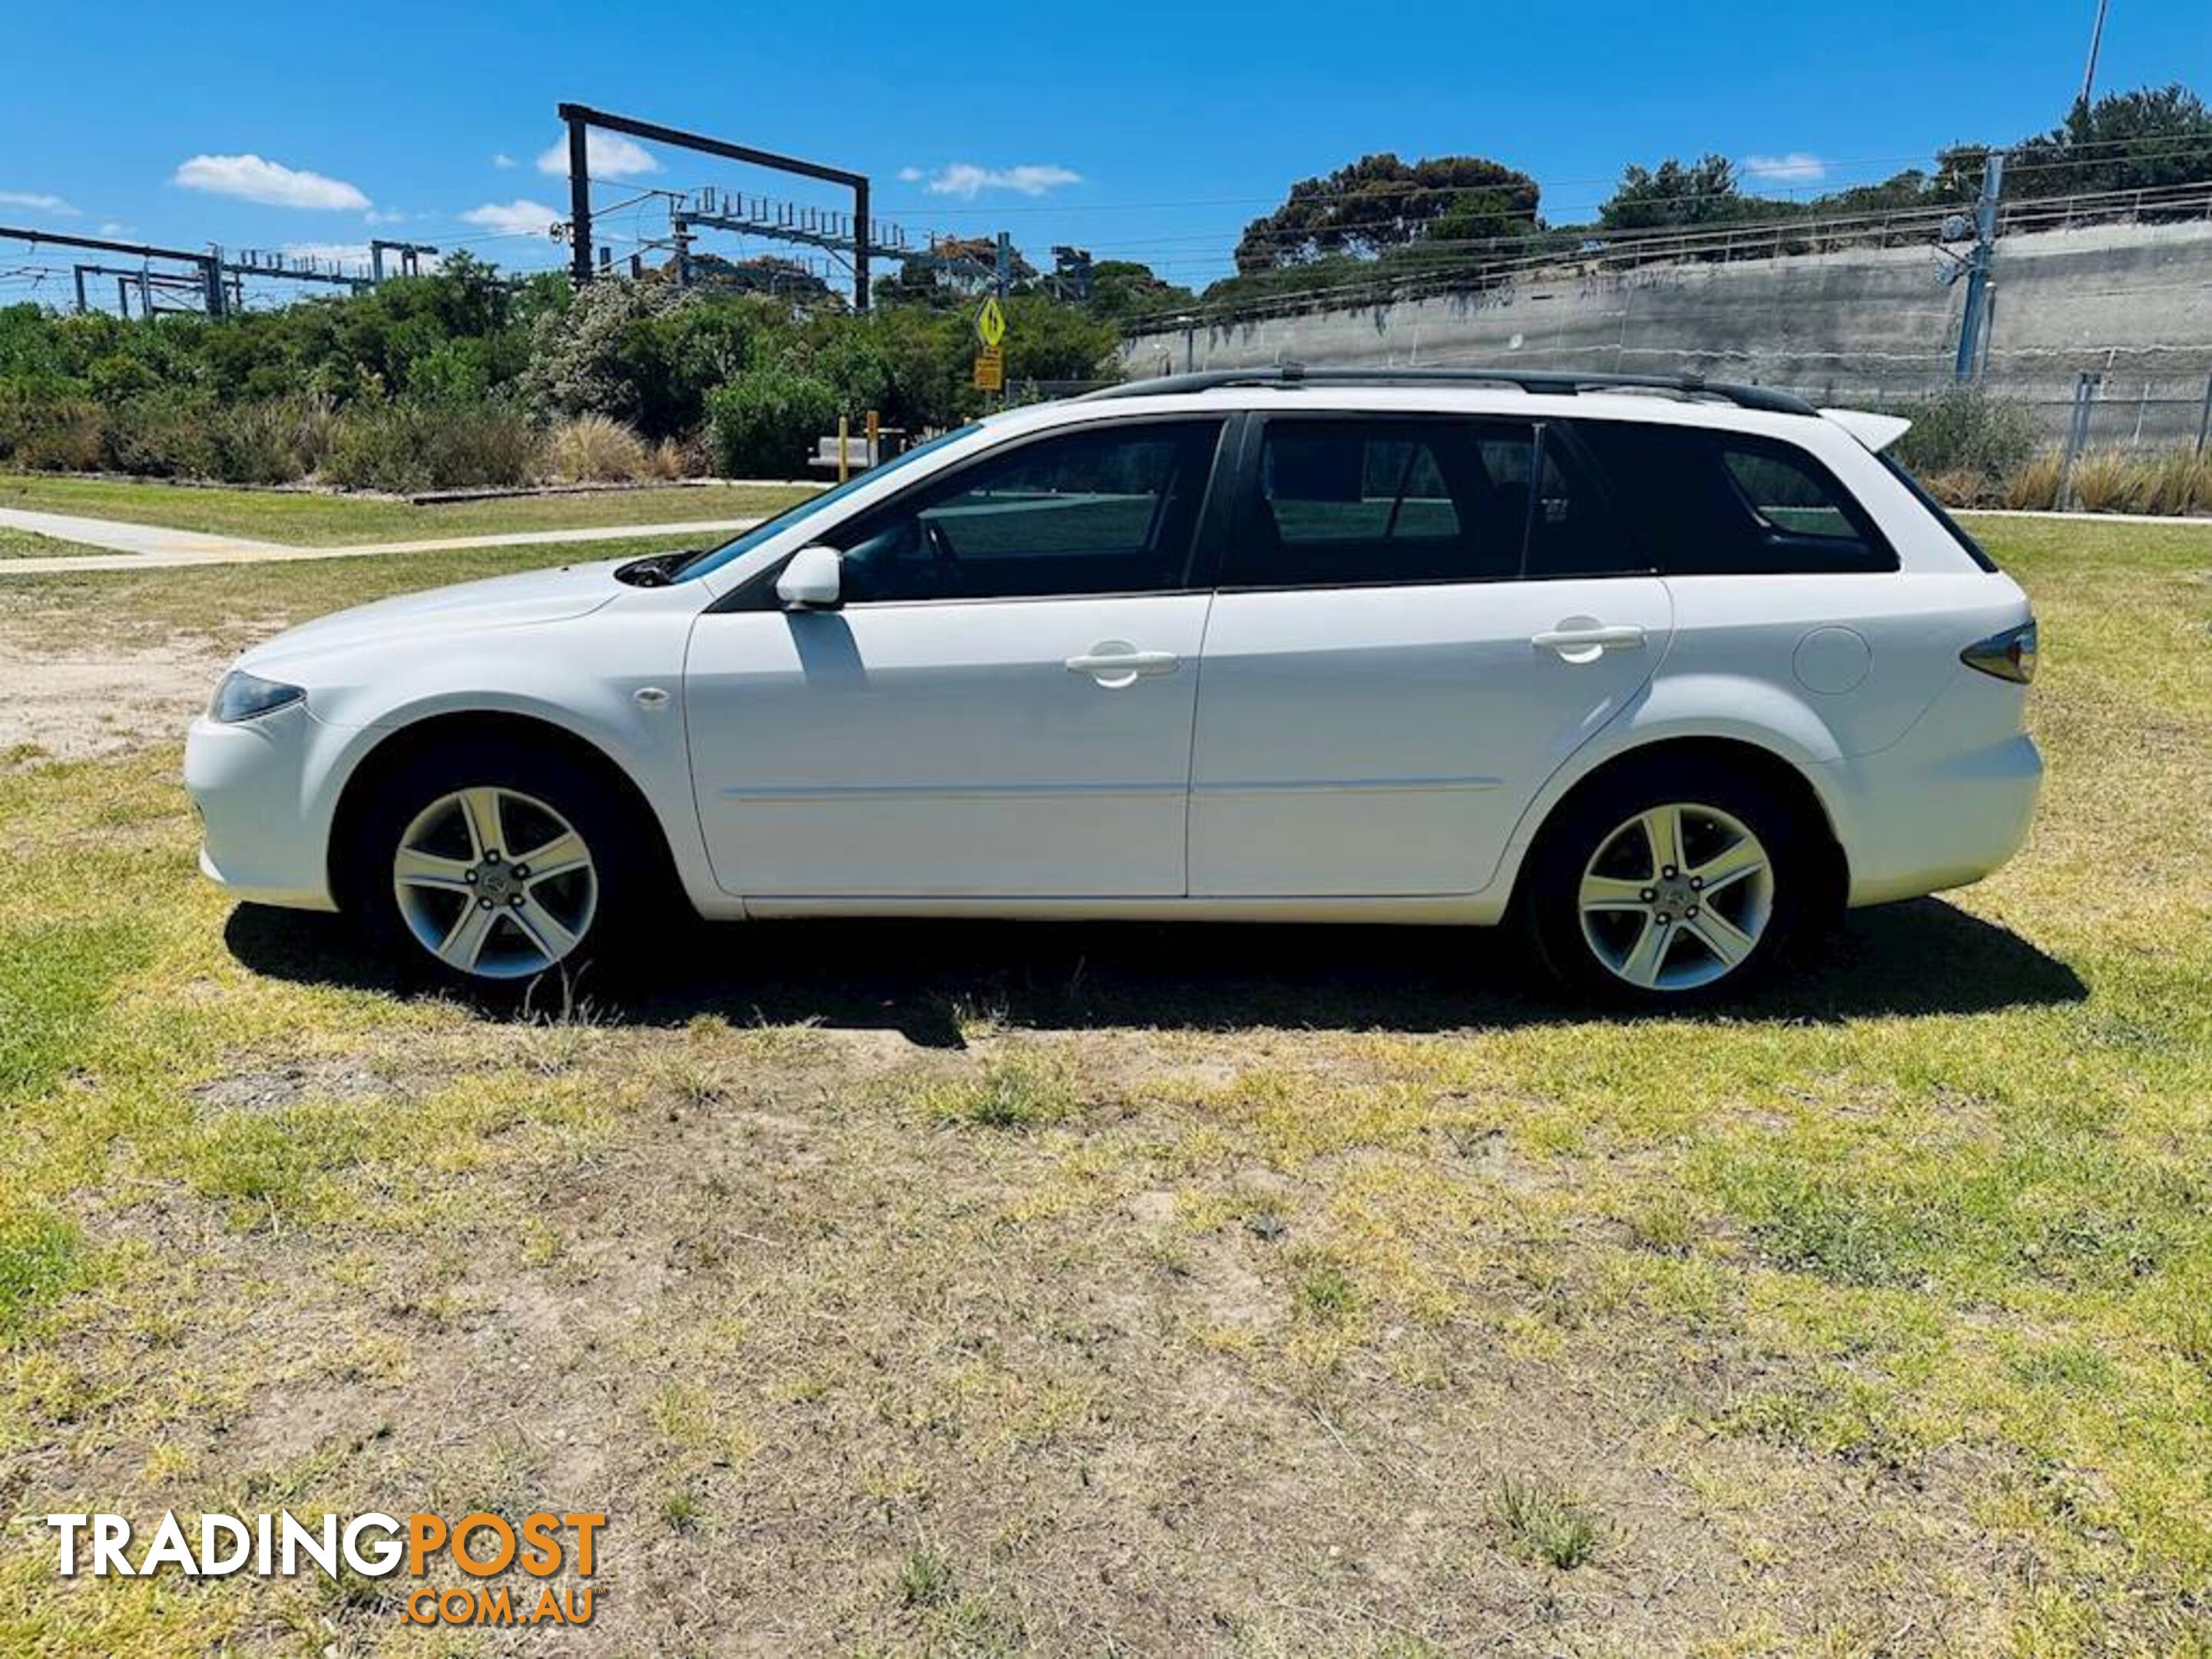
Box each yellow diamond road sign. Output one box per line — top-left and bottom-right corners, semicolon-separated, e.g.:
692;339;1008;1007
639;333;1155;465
975;296;1007;349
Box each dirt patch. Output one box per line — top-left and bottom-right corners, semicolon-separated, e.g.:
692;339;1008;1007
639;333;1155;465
0;638;224;762
190;1057;388;1113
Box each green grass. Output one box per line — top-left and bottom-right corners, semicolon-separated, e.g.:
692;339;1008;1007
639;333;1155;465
0;472;814;545
1492;1475;1605;1570
0;1210;85;1343
0;525;113;561
0;512;2204;1651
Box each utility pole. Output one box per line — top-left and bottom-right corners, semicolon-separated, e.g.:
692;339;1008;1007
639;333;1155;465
202;246;228;316
2078;0;2111;110
1955;151;2005;383
995;230;1011;301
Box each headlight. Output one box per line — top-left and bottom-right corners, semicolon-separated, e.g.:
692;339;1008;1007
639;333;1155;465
209;671;306;723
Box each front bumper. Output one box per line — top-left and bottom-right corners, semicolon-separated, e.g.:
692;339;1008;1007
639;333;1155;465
184;706;339;911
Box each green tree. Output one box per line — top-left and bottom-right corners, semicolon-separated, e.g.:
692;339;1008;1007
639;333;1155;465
1233;154;1541;273
1598;154;1775;231
1081;260;1195;325
2005;83;2212;199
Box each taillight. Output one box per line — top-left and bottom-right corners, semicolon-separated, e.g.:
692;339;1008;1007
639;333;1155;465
1962;619;2038;684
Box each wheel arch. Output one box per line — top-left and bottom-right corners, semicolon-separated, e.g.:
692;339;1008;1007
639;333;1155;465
325;710;682;916
1501;735;1849;920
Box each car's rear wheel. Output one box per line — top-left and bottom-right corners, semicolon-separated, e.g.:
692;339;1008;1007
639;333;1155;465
347;742;651;992
1525;757;1816;1006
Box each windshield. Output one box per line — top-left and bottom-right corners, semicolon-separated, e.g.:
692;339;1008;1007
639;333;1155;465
677;425;982;581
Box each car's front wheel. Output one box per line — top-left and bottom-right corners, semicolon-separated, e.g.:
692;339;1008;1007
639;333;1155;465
1524;757;1817;1006
348;742;648;992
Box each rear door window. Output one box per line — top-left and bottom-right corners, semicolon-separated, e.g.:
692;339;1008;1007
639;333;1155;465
1570;421;1896;575
1524;426;1647;578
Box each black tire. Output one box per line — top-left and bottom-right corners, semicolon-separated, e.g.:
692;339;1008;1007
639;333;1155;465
342;737;664;998
1521;754;1822;1008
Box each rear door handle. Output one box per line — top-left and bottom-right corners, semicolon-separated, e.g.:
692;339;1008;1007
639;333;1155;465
1065;645;1179;687
1532;624;1646;662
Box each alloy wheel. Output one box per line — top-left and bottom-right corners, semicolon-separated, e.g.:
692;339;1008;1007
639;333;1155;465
390;786;598;980
1576;801;1774;993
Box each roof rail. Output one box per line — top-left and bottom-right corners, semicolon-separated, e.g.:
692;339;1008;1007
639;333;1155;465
1080;364;1820;417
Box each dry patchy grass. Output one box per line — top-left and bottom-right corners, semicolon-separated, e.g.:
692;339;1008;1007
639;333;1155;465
0;515;2207;1654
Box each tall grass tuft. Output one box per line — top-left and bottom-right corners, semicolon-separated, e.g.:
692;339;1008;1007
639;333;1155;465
2004;449;2066;511
2067;449;2150;514
548;413;651;483
648;435;694;480
2142;446;2212;515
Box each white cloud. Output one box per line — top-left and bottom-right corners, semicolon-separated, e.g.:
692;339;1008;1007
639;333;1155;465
460;198;563;237
173;154;370;210
363;207;409;225
0;190;78;215
896;166;923;183
536;131;659;178
97;221;131;237
919;162;1081;199
1743;151;1826;184
492;153;518;170
281;241;371;269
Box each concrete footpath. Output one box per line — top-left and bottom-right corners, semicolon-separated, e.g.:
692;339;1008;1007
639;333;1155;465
0;507;763;576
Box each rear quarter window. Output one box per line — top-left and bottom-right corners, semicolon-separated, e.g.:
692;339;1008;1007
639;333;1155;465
1878;452;2002;571
1570;421;1898;576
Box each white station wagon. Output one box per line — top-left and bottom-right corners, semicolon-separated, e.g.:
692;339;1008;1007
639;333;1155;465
186;368;2042;1004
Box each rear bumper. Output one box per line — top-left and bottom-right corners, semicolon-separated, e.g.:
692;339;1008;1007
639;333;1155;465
184;709;339;911
1821;726;2042;907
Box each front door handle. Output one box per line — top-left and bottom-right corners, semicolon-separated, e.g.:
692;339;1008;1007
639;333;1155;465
1532;622;1646;664
1065;644;1180;687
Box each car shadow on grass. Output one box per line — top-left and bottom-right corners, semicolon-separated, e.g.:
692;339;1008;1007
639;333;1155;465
226;896;2085;1047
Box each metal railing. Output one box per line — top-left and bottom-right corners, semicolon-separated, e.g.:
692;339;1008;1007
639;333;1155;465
1124;179;2212;336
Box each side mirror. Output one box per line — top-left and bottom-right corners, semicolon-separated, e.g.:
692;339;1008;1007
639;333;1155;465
776;545;843;609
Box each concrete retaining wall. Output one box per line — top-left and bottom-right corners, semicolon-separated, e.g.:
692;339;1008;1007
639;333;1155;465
1122;220;2212;446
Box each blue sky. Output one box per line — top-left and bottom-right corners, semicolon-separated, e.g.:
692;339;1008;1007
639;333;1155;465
2;0;2207;303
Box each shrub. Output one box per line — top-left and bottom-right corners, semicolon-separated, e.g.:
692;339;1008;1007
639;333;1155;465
214;399;337;485
1892;387;2042;485
0;393;105;471
104;389;221;478
547;413;651;482
325;402;543;493
705;370;838;478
